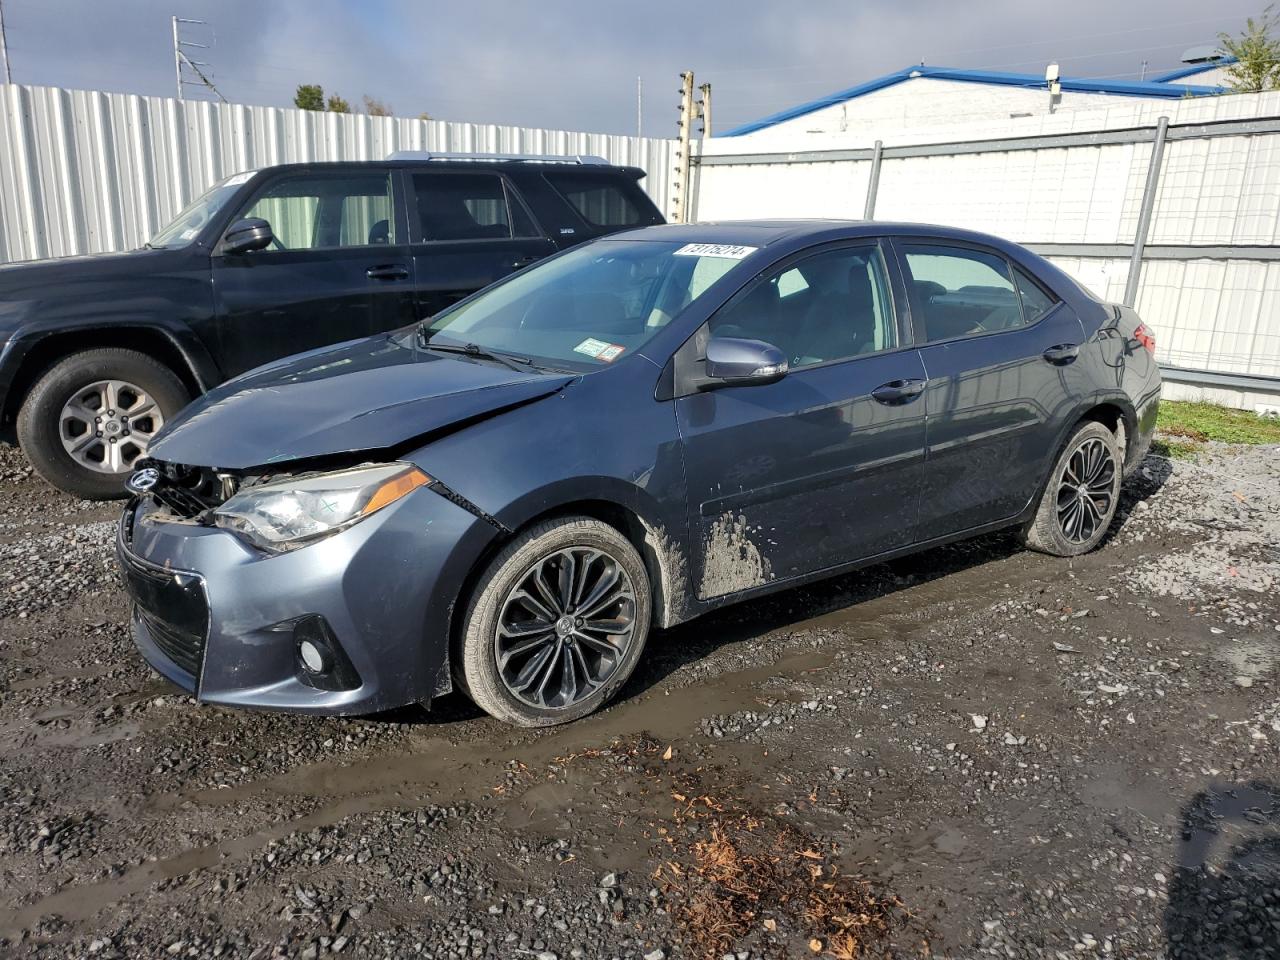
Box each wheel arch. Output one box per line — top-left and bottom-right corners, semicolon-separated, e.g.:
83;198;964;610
447;483;691;678
2;325;217;430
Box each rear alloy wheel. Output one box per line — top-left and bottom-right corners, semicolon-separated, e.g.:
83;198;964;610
1023;420;1122;557
459;517;651;726
17;348;190;499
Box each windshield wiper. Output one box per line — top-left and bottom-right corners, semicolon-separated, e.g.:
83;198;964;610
422;340;532;372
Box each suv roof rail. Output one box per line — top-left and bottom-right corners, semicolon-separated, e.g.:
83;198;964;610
386;150;611;165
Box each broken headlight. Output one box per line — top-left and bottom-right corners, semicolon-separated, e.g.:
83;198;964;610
212;463;432;553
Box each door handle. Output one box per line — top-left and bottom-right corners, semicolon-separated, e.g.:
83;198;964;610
366;265;410;281
511;254;540;270
1042;343;1079;365
871;378;928;405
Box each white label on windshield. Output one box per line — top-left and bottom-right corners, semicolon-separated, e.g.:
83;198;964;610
574;337;612;358
673;242;757;259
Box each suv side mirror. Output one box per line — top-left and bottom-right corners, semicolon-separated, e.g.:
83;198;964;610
703;337;789;388
222;218;274;255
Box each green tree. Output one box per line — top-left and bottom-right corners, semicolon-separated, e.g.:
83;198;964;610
326;93;350;113
362;95;392;117
1219;7;1280;93
293;83;325;111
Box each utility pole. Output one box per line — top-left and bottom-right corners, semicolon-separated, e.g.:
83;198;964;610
671;73;713;222
0;0;12;85
172;16;226;103
672;71;695;222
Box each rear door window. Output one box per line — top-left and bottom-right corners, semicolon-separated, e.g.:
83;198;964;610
1013;265;1059;324
413;172;538;241
543;171;646;228
901;244;1024;343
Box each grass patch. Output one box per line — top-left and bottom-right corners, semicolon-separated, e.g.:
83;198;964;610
1156;401;1280;446
1151;437;1200;460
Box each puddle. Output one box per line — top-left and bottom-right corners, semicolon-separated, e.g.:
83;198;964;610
1176;781;1280;871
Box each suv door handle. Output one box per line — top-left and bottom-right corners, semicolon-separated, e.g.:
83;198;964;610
871;378;928;405
511;254;540;270
1042;343;1079;365
367;265;410;281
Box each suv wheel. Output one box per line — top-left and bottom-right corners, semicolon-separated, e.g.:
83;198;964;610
458;517;651;727
17;348;190;499
1023;420;1122;557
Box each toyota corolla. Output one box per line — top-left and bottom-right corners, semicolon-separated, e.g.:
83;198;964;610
116;221;1160;726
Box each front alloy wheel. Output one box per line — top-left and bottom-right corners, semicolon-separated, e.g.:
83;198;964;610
495;547;638;710
59;378;165;475
459;516;651;727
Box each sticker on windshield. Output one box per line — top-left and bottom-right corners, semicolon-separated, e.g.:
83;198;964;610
673;242;757;260
574;338;625;362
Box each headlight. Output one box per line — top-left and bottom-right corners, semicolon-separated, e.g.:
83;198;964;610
213;463;432;552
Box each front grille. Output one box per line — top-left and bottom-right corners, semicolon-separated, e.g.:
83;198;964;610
136;458;233;519
118;511;210;687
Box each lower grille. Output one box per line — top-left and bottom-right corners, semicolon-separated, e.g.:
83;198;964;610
118;510;210;686
136;606;206;678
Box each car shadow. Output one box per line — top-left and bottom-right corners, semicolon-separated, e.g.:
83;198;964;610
372;453;1176;729
1164;781;1280;959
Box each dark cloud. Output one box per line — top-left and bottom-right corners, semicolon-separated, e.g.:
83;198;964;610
0;0;1258;135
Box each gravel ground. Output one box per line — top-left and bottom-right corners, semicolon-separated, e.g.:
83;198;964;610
0;440;1277;959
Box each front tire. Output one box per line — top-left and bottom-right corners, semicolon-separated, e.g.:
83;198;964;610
1023;420;1122;557
16;348;190;499
458;517;651;727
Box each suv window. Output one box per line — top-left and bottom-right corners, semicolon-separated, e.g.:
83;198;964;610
238;174;393;250
709;245;896;369
902;244;1023;343
543;171;644;228
413;172;538;241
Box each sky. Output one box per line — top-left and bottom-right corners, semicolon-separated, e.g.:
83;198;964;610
0;0;1264;137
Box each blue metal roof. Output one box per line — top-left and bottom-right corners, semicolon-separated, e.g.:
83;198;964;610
720;64;1227;137
1150;57;1237;83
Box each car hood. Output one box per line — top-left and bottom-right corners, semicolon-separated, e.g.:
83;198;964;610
148;335;575;470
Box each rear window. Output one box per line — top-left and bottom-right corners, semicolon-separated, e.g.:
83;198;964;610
544;171;647;228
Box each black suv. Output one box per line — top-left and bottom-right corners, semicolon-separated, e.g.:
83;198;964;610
0;153;663;497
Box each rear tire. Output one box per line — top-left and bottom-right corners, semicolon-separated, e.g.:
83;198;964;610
458;517;651;727
16;348;190;500
1023;420;1121;557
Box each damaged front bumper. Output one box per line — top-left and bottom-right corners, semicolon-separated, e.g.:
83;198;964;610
116;480;496;715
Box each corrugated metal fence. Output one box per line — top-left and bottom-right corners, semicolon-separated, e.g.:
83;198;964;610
0;83;676;264
694;91;1280;395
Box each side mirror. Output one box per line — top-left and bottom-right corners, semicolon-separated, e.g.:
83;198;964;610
703;337;788;387
222;218;274;255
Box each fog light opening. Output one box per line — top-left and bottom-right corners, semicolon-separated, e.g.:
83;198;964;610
297;638;330;675
291;616;361;692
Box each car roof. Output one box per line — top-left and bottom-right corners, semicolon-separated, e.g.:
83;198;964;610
245;159;646;177
609;219;1028;249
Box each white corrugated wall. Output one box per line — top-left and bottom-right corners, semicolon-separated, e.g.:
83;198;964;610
0;83;677;264
694;91;1280;381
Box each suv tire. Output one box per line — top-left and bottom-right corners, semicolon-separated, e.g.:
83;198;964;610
17;348;190;500
458;516;651;726
1023;420;1122;557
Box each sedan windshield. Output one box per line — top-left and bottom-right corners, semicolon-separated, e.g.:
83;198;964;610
148;170;256;249
418;240;749;369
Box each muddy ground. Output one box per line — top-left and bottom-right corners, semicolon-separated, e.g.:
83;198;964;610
0;440;1277;960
